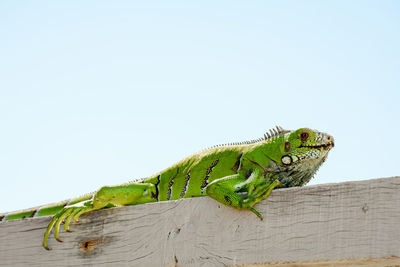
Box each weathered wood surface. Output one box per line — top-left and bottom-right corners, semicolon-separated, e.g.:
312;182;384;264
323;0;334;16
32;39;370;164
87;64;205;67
236;257;400;267
0;177;399;267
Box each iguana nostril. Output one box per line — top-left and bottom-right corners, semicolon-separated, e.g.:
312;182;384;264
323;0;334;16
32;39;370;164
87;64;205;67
326;135;334;147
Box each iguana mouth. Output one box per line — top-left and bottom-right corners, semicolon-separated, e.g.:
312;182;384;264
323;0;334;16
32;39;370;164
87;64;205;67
300;142;334;150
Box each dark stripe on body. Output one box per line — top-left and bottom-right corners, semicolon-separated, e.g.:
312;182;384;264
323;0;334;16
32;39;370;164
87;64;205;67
30;209;37;218
201;159;219;191
152;175;161;201
224;195;232;205
232;153;243;172
167;169;179;200
167;180;174;200
180;169;191;198
245;169;253;179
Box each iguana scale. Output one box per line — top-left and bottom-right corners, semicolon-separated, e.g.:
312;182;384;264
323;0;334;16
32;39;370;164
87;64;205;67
0;126;334;250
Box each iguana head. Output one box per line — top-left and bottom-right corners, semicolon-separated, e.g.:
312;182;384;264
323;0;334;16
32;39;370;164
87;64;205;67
265;127;334;187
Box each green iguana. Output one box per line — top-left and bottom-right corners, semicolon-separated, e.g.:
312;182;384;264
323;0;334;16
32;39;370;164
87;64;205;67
0;126;334;250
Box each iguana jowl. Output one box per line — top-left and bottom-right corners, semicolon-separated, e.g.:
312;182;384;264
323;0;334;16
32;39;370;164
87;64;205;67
0;126;334;250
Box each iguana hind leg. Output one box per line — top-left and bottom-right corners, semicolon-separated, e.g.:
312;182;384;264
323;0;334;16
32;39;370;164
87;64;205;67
205;170;281;220
43;182;157;250
92;182;157;208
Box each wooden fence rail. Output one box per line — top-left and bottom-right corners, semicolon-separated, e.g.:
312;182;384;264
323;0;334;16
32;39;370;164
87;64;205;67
0;177;399;266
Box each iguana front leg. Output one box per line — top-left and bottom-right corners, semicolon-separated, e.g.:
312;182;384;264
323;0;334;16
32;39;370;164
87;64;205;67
43;182;157;250
43;201;94;249
205;169;281;220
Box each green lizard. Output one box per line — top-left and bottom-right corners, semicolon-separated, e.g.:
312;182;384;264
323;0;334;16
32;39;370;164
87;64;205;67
0;126;334;250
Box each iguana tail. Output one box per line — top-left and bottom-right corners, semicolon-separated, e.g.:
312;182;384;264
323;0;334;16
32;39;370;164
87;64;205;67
0;193;94;222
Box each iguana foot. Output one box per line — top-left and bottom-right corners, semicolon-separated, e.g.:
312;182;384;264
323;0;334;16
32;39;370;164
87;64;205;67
43;200;93;250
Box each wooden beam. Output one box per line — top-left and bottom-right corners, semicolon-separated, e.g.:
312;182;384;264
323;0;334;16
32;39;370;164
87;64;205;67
0;177;399;266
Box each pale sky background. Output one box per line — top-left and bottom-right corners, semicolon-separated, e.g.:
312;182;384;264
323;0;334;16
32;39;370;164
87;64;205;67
0;1;399;213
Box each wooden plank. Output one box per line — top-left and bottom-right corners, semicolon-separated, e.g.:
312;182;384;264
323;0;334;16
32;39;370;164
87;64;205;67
0;177;399;267
233;257;400;267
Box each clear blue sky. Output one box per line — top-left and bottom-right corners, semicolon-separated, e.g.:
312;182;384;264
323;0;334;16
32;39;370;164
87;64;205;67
1;1;399;213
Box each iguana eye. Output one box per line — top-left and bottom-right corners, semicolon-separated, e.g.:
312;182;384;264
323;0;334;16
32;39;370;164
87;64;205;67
284;142;291;152
281;155;292;165
300;132;309;141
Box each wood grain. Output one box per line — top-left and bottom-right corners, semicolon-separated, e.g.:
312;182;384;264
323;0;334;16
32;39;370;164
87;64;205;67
233;257;400;267
0;177;399;267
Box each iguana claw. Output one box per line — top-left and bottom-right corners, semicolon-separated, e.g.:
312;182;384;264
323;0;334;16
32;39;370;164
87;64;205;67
43;201;94;250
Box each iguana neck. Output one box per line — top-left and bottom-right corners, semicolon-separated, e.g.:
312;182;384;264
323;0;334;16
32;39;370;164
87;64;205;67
265;154;328;187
